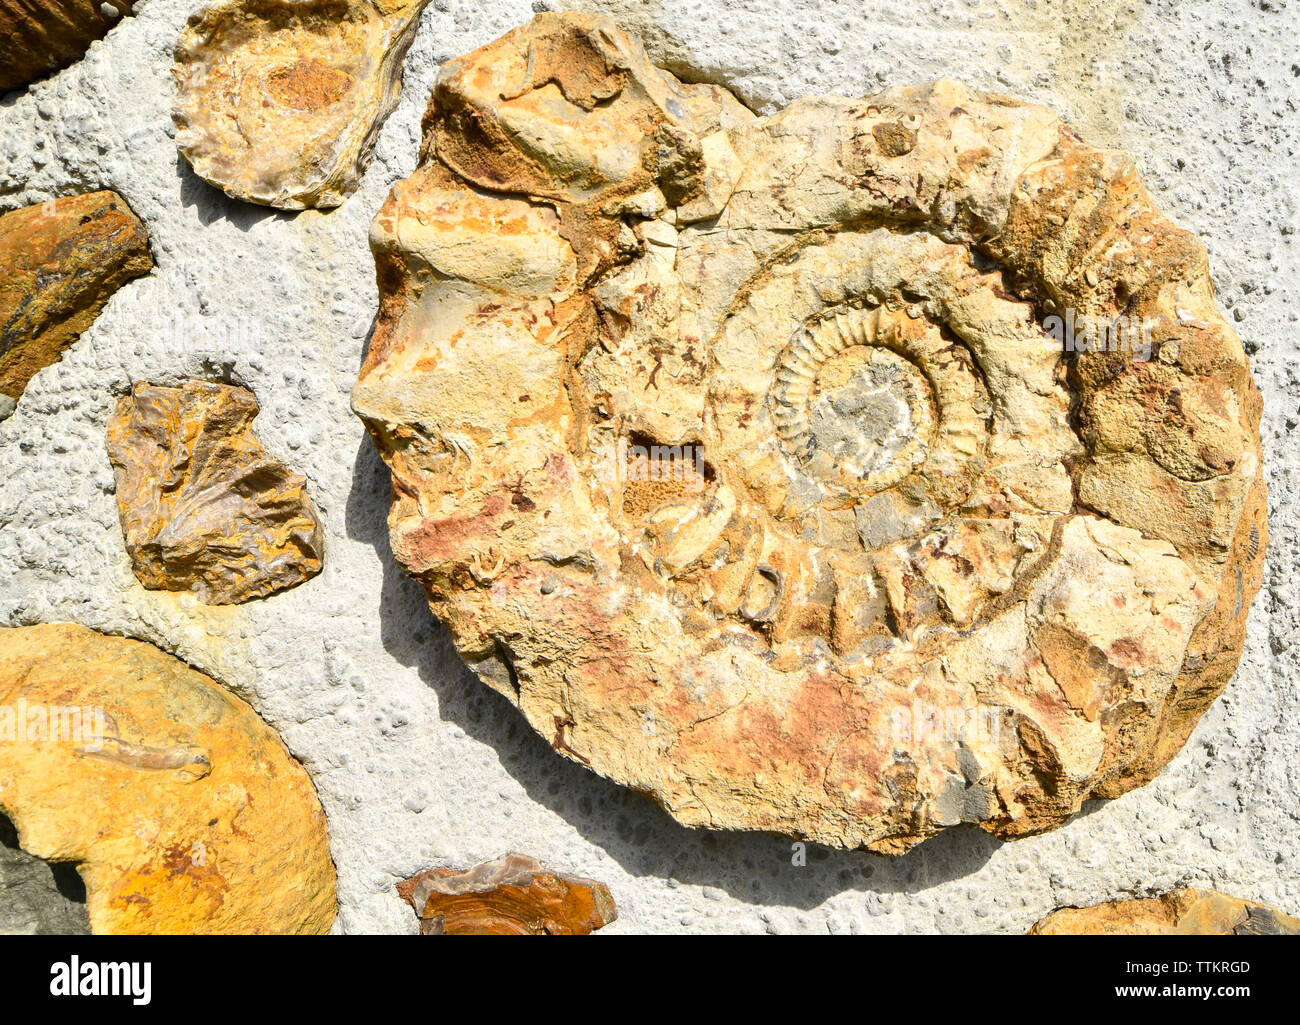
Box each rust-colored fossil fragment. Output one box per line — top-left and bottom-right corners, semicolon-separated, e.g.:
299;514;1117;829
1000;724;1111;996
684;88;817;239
0;0;136;93
1030;889;1300;935
106;381;324;605
0;191;152;411
352;13;1266;852
0;623;337;934
398;853;617;935
172;0;431;209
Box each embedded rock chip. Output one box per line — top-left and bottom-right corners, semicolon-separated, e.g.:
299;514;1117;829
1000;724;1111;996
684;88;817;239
398;853;616;935
173;0;431;209
0;191;152;415
1;813;90;935
1030;889;1300;935
351;13;1267;853
107;381;324;605
0;0;137;94
0;624;337;934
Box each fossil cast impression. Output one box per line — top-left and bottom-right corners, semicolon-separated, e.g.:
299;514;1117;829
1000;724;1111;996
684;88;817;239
0;624;337;934
107;382;324;605
173;0;431;209
351;13;1266;852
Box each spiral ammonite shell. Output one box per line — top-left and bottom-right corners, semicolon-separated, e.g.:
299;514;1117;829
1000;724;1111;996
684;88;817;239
352;13;1266;852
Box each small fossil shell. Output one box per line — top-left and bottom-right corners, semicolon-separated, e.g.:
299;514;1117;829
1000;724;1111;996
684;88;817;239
398;853;617;935
172;0;431;209
106;381;324;605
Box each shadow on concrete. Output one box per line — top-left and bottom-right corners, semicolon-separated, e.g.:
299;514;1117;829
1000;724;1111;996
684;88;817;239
176;153;296;230
344;435;1001;910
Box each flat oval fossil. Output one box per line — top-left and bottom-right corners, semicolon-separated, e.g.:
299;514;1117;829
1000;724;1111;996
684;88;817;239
351;12;1267;853
398;853;617;935
172;0;431;209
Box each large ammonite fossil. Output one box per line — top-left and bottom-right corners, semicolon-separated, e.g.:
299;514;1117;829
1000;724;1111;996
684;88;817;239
352;13;1266;852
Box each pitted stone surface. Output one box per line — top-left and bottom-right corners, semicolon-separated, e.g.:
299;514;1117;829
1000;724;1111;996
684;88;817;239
0;813;90;935
352;12;1266;853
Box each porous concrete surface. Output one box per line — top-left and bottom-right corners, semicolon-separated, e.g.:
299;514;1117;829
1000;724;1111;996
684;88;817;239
0;0;1295;934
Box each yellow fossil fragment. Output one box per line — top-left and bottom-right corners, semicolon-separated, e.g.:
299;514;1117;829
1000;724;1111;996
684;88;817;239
1030;889;1300;935
0;624;337;934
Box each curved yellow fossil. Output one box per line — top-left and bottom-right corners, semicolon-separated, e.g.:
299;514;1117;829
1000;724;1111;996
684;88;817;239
0;623;336;934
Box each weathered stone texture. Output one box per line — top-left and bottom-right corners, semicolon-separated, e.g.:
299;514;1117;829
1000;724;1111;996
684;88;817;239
0;813;90;935
398;853;616;935
173;0;432;209
0;0;136;93
0;191;152;411
0;624;337;934
106;381;324;605
1030;889;1300;935
351;12;1266;853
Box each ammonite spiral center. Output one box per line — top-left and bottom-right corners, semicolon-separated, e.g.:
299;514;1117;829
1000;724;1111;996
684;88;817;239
794;345;933;494
717;242;998;557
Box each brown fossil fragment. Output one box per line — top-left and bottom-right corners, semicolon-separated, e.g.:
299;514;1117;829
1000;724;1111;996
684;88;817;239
0;623;337;934
106;381;324;605
172;0;432;209
1029;889;1300;935
0;0;137;94
352;13;1266;852
398;853;617;935
0;191;152;415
